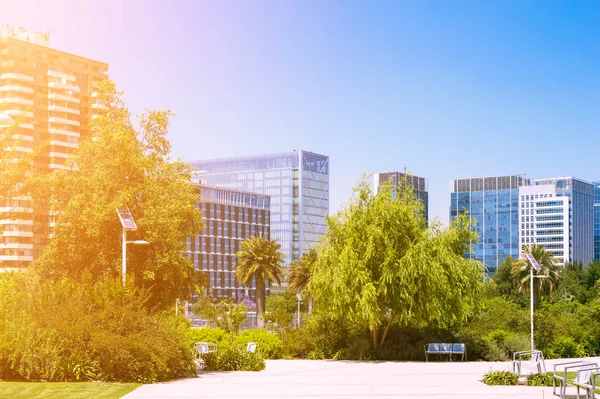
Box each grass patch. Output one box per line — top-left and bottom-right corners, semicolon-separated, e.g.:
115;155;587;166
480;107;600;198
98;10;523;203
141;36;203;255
0;382;141;399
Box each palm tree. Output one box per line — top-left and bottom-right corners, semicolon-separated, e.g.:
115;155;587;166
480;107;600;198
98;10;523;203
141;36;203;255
512;244;561;305
287;248;317;313
235;236;285;318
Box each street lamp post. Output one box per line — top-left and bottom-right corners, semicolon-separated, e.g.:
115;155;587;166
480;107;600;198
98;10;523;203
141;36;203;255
525;253;547;351
116;208;149;286
296;293;302;327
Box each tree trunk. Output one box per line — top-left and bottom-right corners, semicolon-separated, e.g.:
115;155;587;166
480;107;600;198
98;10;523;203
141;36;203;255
371;326;379;350
256;278;265;327
308;295;313;315
379;311;395;348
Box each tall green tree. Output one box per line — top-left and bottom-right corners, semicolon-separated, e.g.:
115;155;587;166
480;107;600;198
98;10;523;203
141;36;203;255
311;176;485;349
512;244;560;305
34;80;204;309
287;248;317;313
235;236;285;318
491;256;524;300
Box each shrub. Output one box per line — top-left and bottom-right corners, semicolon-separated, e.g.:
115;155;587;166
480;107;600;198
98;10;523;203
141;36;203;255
0;271;196;382
550;337;587;359
190;327;231;350
527;372;554;386
281;326;315;358
234;329;284;359
481;370;519;386
201;348;265;371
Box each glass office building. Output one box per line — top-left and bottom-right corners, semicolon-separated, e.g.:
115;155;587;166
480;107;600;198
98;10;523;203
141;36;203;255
374;171;428;222
189;151;329;268
186;184;270;299
450;175;531;274
534;177;594;266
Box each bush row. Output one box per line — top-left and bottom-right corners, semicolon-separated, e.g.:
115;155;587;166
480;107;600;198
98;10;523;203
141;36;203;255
0;271;196;382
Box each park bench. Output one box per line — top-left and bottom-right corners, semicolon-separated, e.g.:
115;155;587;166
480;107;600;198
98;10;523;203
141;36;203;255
195;342;218;359
237;342;257;353
553;360;599;399
424;343;467;362
511;350;546;376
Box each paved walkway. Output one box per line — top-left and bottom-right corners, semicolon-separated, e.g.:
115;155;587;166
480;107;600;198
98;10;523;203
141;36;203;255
123;358;600;399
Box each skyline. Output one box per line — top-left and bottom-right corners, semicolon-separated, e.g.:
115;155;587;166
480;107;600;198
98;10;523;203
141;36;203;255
2;0;599;225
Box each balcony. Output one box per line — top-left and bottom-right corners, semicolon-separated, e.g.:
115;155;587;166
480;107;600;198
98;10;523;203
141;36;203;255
0;97;34;106
47;70;75;81
49;127;79;137
91;103;108;110
48;104;80;115
0;73;34;82
0;85;34;94
48;116;80;126
0;256;33;262
48;81;80;92
48;163;70;171
2;231;33;238
48;92;80;104
49;151;72;159
4;109;34;118
49;139;77;148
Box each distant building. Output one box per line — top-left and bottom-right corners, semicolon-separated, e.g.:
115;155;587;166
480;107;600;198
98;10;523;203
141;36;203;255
187;182;271;298
0;26;108;270
373;171;429;222
189;151;329;268
450;175;532;274
528;177;594;266
594;182;600;260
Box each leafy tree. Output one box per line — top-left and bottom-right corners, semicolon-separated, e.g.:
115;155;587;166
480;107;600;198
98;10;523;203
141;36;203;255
311;176;485;349
512;244;560;305
192;297;248;343
264;291;308;331
34;81;203;309
492;256;523;299
235;236;285;319
287;248;317;313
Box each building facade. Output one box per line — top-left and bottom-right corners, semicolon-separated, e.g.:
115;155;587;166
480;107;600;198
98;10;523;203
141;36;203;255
189;150;329;267
531;177;594;266
374;171;429;222
594;182;600;260
0;26;108;270
450;175;531;274
187;183;271;298
518;184;570;265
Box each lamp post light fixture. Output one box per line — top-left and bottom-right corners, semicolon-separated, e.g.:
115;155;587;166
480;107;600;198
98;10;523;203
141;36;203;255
525;253;548;351
296;293;302;327
116;208;149;286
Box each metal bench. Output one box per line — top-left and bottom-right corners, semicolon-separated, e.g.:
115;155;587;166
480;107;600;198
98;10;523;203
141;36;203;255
424;343;466;362
571;366;600;399
511;350;546;376
553;360;599;399
195;342;218;359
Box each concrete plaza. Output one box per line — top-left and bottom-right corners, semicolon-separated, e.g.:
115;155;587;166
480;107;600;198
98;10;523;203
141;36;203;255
123;358;600;399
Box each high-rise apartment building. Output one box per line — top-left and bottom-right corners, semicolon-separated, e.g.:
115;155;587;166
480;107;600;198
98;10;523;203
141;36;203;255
594;182;600;260
529;177;594;266
518;184;570;265
0;26;108;269
374;171;429;222
186;182;270;298
450;175;532;274
189;151;329;267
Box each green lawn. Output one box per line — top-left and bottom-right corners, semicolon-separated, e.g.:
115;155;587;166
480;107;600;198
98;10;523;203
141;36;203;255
0;382;141;399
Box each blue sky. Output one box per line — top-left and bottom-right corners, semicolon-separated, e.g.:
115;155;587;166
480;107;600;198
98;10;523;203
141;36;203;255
3;0;599;224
